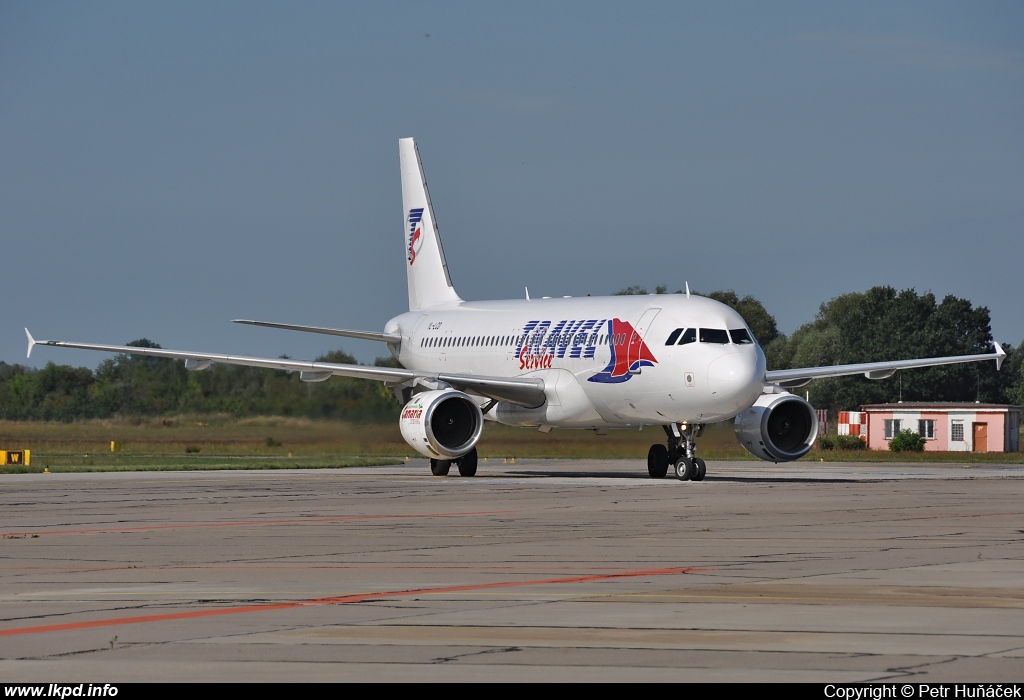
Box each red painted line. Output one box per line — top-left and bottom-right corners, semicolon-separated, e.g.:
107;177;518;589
0;510;515;538
0;566;705;637
0;564;647;573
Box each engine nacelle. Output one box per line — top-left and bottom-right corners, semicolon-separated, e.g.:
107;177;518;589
399;389;484;459
734;392;818;462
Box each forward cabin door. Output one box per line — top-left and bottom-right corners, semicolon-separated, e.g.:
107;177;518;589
627;307;662;375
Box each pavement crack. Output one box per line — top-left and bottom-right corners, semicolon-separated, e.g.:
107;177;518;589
432;646;522;664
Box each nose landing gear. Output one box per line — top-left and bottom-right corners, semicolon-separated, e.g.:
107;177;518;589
649;423;706;481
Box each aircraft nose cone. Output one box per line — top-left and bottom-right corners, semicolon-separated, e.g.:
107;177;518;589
708;352;759;406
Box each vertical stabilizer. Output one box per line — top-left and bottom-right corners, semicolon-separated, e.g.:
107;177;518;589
400;138;463;310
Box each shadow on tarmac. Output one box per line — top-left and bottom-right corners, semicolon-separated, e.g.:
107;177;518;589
501;469;862;484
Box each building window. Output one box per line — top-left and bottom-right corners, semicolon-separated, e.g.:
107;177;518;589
918;419;935;439
951;421;964;442
884;419;902;439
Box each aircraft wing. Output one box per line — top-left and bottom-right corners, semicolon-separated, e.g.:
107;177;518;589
765;343;1006;389
25;330;546;408
232;319;402;344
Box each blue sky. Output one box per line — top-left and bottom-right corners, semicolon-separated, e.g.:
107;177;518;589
3;2;1022;368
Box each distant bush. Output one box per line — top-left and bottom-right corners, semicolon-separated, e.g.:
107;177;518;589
835;435;866;450
889;430;926;452
817;434;866;451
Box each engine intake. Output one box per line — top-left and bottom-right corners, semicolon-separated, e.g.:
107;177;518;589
399;389;484;459
734;392;818;462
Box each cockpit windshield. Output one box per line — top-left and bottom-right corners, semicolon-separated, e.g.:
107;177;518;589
729;328;754;345
699;328;729;344
667;327;752;345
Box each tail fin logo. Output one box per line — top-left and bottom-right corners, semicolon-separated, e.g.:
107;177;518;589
407;208;425;266
587;318;658;384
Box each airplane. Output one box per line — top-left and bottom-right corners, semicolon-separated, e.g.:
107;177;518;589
26;138;1007;480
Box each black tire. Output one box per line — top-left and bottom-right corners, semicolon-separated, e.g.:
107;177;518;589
692;457;707;481
674;457;694;481
457;448;478;477
647;444;669;479
430;458;451;476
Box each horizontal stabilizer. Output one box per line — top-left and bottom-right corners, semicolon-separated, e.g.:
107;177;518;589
232;319;401;344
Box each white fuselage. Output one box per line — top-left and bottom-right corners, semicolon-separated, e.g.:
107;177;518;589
387;294;766;429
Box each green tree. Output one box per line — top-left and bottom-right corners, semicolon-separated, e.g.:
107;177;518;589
0;363;39;420
784;287;1007;413
703;290;780;347
1007;340;1024;405
93;339;189;415
33;362;98;421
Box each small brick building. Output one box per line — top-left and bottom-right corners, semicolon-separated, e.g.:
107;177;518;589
858;403;1021;452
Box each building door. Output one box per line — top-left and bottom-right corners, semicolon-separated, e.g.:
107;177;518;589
973;422;988;452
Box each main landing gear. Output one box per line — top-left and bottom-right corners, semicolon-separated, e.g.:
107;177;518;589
647;424;706;482
429;447;478;477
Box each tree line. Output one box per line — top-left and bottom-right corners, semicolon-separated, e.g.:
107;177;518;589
0;343;402;422
2;285;1022;422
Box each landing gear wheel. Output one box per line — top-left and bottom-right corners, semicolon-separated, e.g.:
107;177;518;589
692;457;707;481
429;459;451;476
456;448;478;477
674;457;694;481
647;444;669;479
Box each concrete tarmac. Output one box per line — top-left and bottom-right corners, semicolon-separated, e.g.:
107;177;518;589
1;459;1022;682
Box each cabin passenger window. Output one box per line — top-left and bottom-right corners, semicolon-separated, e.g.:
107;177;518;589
699;328;729;344
729;329;754;345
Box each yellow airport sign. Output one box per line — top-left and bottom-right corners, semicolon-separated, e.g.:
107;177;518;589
2;450;31;466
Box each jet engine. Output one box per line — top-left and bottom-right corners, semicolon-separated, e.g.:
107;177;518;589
734;391;818;462
399;389;484;459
